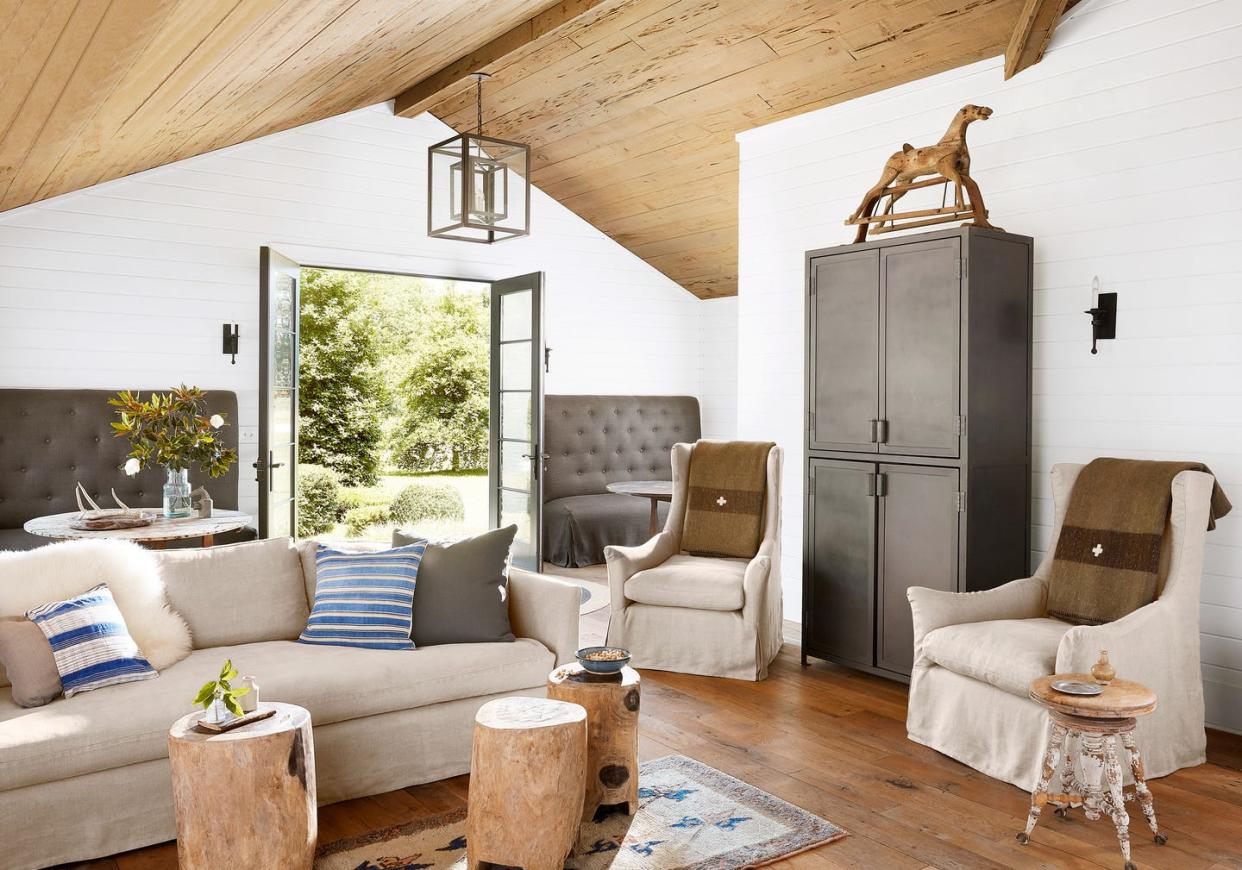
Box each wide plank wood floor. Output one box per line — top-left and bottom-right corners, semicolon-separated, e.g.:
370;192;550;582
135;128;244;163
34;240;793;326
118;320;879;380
74;590;1242;870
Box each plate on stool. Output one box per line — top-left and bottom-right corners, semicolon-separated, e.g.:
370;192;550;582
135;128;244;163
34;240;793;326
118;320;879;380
1051;679;1103;696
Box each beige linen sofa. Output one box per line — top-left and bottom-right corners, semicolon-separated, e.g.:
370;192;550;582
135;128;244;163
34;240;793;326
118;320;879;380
906;463;1212;791
0;537;580;869
604;442;783;680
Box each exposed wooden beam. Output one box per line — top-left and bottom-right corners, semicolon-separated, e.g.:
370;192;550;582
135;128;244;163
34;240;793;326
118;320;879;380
394;0;606;119
1004;0;1072;79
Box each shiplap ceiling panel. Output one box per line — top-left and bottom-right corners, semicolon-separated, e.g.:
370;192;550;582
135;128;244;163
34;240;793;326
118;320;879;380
413;0;1030;297
0;0;554;214
2;0;1036;299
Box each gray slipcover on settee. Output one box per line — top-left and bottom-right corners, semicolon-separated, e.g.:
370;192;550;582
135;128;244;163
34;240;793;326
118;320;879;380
542;395;700;567
0;389;254;550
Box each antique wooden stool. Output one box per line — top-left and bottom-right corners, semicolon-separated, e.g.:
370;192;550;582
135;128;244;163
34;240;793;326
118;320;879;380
547;663;641;820
467;696;587;870
1020;675;1166;870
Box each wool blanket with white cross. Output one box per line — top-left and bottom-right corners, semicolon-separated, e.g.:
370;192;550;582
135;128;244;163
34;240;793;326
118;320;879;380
680;440;774;559
1046;457;1231;625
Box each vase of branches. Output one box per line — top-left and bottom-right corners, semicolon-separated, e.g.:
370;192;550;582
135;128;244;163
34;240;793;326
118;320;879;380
109;386;239;518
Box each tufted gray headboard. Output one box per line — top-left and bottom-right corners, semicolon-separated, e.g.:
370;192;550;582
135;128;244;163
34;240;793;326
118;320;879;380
0;389;240;528
543;395;700;503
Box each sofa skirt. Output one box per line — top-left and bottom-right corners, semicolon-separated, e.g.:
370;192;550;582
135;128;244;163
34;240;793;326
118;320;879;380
0;685;546;869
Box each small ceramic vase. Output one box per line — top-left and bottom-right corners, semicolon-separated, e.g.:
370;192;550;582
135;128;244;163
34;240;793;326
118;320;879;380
1091;649;1116;685
240;676;259;713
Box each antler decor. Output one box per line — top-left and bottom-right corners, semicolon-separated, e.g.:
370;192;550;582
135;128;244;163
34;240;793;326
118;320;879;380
845;104;1001;242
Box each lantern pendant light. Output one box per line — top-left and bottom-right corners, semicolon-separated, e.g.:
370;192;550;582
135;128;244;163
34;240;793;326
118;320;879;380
427;72;530;243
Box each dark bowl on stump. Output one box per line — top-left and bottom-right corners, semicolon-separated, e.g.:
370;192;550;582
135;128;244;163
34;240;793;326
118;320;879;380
576;646;631;675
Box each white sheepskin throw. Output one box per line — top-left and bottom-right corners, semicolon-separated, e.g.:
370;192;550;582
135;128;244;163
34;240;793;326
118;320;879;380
0;539;192;670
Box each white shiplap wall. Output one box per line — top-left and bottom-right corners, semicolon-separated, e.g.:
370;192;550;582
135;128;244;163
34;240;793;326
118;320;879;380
699;297;739;441
736;0;1242;731
0;104;716;518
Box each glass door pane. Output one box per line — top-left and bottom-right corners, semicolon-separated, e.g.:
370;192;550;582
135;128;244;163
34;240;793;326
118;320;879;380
259;247;300;538
490;273;543;571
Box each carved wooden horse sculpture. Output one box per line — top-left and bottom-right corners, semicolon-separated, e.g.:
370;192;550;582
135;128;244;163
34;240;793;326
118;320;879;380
847;104;998;242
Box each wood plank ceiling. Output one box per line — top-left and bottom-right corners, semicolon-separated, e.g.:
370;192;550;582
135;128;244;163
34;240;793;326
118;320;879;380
1;0;1037;299
0;0;552;217
404;0;1030;298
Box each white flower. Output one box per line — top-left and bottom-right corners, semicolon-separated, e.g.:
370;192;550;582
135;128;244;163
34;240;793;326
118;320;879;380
209;414;224;428
123;457;141;476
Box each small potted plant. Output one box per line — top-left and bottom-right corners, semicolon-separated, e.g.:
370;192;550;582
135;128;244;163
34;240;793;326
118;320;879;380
193;659;251;725
109;385;238;517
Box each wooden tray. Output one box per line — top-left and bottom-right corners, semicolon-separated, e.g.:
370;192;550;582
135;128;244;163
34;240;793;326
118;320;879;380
194;707;277;733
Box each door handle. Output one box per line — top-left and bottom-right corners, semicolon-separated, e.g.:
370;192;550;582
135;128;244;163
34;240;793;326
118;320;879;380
867;473;877;497
876;419;889;444
870;420;878;443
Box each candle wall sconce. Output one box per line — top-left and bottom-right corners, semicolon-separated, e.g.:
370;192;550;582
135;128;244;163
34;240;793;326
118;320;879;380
222;323;240;364
1085;277;1116;354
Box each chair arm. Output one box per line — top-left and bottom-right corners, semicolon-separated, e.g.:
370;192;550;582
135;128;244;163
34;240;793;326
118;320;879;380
604;532;678;613
740;554;773;625
908;575;1047;650
508;568;581;666
1055;600;1189;688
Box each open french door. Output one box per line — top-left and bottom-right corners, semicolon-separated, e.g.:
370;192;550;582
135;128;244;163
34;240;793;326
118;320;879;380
257;247;300;538
490;272;544;571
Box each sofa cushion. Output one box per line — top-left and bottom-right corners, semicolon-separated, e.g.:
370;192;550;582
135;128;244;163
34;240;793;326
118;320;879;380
921;618;1072;697
158;538;309;649
299;543;425;650
395;526;518;647
0;618;61;707
0;636;554;792
625;554;747;612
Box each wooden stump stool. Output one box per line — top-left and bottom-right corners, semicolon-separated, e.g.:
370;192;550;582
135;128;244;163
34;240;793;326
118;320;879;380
1020;676;1164;870
167;702;316;870
547;663;641;820
467;696;587;870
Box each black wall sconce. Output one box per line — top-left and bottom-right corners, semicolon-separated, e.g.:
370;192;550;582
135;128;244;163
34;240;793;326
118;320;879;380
222;323;240;364
1085;277;1116;354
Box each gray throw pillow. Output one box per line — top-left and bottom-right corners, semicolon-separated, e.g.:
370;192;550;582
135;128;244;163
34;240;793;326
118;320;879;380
0;618;63;707
393;525;518;646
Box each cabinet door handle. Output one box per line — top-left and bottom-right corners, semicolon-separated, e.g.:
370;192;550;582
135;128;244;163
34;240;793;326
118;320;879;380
877;472;888;497
876;419;889;444
869;419;879;443
866;473;877;497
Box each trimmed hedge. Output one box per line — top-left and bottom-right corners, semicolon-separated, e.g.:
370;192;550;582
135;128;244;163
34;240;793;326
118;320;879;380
344;504;391;538
336;487;391;521
296;464;341;537
389;483;465;525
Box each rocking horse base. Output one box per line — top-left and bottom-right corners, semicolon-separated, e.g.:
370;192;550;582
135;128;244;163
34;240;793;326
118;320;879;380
846;172;996;242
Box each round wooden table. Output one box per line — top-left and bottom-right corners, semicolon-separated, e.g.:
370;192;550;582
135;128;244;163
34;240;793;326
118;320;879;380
468;696;587;870
548;663;641;820
605;480;673;536
168;702;316;869
1020;675;1165;870
24;509;251;548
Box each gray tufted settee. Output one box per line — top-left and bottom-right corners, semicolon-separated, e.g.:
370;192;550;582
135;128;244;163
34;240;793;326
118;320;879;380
0;389;253;551
542;395;700;567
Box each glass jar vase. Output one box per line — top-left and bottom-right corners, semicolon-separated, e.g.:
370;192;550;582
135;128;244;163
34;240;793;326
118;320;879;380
163;467;192;518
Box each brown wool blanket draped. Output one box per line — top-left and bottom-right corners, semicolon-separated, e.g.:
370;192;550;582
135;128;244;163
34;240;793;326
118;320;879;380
1047;458;1232;625
681;441;774;559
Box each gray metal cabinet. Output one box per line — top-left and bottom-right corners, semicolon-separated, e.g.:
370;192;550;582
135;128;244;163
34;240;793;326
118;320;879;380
802;227;1033;680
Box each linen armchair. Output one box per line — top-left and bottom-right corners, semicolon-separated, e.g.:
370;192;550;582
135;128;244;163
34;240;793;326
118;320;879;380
906;463;1212;790
603;442;783;680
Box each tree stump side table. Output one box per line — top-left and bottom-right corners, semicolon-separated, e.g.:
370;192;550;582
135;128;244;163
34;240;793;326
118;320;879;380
547;663;641;821
467;696;587;870
1020;675;1165;870
168;702;316;870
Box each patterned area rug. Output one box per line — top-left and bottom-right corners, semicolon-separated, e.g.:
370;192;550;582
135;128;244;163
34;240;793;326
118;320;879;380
316;755;844;870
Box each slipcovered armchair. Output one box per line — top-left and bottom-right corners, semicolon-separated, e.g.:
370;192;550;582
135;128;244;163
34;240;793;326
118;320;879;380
603;442;783;681
906;463;1212;790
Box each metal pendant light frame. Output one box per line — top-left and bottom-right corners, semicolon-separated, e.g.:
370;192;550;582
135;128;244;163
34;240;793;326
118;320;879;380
428;72;531;243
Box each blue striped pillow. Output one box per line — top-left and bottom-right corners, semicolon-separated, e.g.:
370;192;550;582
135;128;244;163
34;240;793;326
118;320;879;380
299;543;425;650
26;584;158;697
